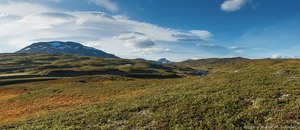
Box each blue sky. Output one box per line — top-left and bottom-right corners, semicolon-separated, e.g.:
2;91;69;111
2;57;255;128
0;0;300;61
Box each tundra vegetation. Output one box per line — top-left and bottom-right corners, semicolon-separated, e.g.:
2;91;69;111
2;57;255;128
0;54;299;129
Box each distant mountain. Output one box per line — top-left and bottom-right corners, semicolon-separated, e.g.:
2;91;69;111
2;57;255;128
16;41;118;58
135;58;172;64
135;58;147;61
157;58;171;64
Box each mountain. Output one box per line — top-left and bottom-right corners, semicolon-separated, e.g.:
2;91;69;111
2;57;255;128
135;58;172;64
157;58;171;64
16;41;118;58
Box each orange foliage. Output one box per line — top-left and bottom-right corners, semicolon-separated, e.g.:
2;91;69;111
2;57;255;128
0;88;145;123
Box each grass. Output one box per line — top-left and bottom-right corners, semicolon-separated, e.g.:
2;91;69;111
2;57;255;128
0;53;188;77
0;54;300;129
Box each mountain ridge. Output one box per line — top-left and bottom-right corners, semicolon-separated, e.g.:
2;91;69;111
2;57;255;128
16;41;118;58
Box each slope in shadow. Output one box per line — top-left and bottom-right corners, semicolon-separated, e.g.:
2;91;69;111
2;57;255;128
46;69;129;77
0;78;57;86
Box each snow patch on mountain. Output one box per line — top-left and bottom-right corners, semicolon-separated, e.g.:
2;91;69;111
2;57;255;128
83;46;98;51
24;48;31;51
49;42;72;50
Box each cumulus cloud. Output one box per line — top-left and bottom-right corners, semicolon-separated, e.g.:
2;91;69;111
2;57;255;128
221;0;249;12
88;0;119;12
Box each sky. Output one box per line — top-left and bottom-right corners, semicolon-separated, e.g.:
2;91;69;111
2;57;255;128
0;0;300;61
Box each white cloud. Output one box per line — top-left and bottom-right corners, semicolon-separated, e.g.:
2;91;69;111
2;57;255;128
132;48;170;54
114;32;155;48
88;0;118;12
0;13;8;18
196;44;219;48
271;54;281;59
227;46;247;50
190;30;212;40
221;0;249;12
172;30;213;43
172;30;212;43
196;43;248;54
0;2;55;17
270;54;300;59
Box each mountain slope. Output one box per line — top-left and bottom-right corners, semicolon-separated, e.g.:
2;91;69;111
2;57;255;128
16;41;118;58
174;57;250;70
0;53;190;79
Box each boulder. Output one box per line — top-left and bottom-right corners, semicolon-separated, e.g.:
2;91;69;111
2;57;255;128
74;80;87;83
274;70;292;76
190;70;208;76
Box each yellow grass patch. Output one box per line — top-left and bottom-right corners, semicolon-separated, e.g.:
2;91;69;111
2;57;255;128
0;94;18;102
0;73;31;77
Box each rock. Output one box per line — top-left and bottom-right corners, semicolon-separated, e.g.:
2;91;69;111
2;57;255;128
124;64;133;67
74;80;87;83
275;93;289;99
190;70;208;76
274;70;292;76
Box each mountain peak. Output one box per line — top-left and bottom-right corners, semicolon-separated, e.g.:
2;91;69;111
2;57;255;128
157;58;171;64
16;41;118;58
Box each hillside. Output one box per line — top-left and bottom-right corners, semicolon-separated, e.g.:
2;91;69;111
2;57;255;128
173;57;250;70
1;54;300;129
0;53;191;86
